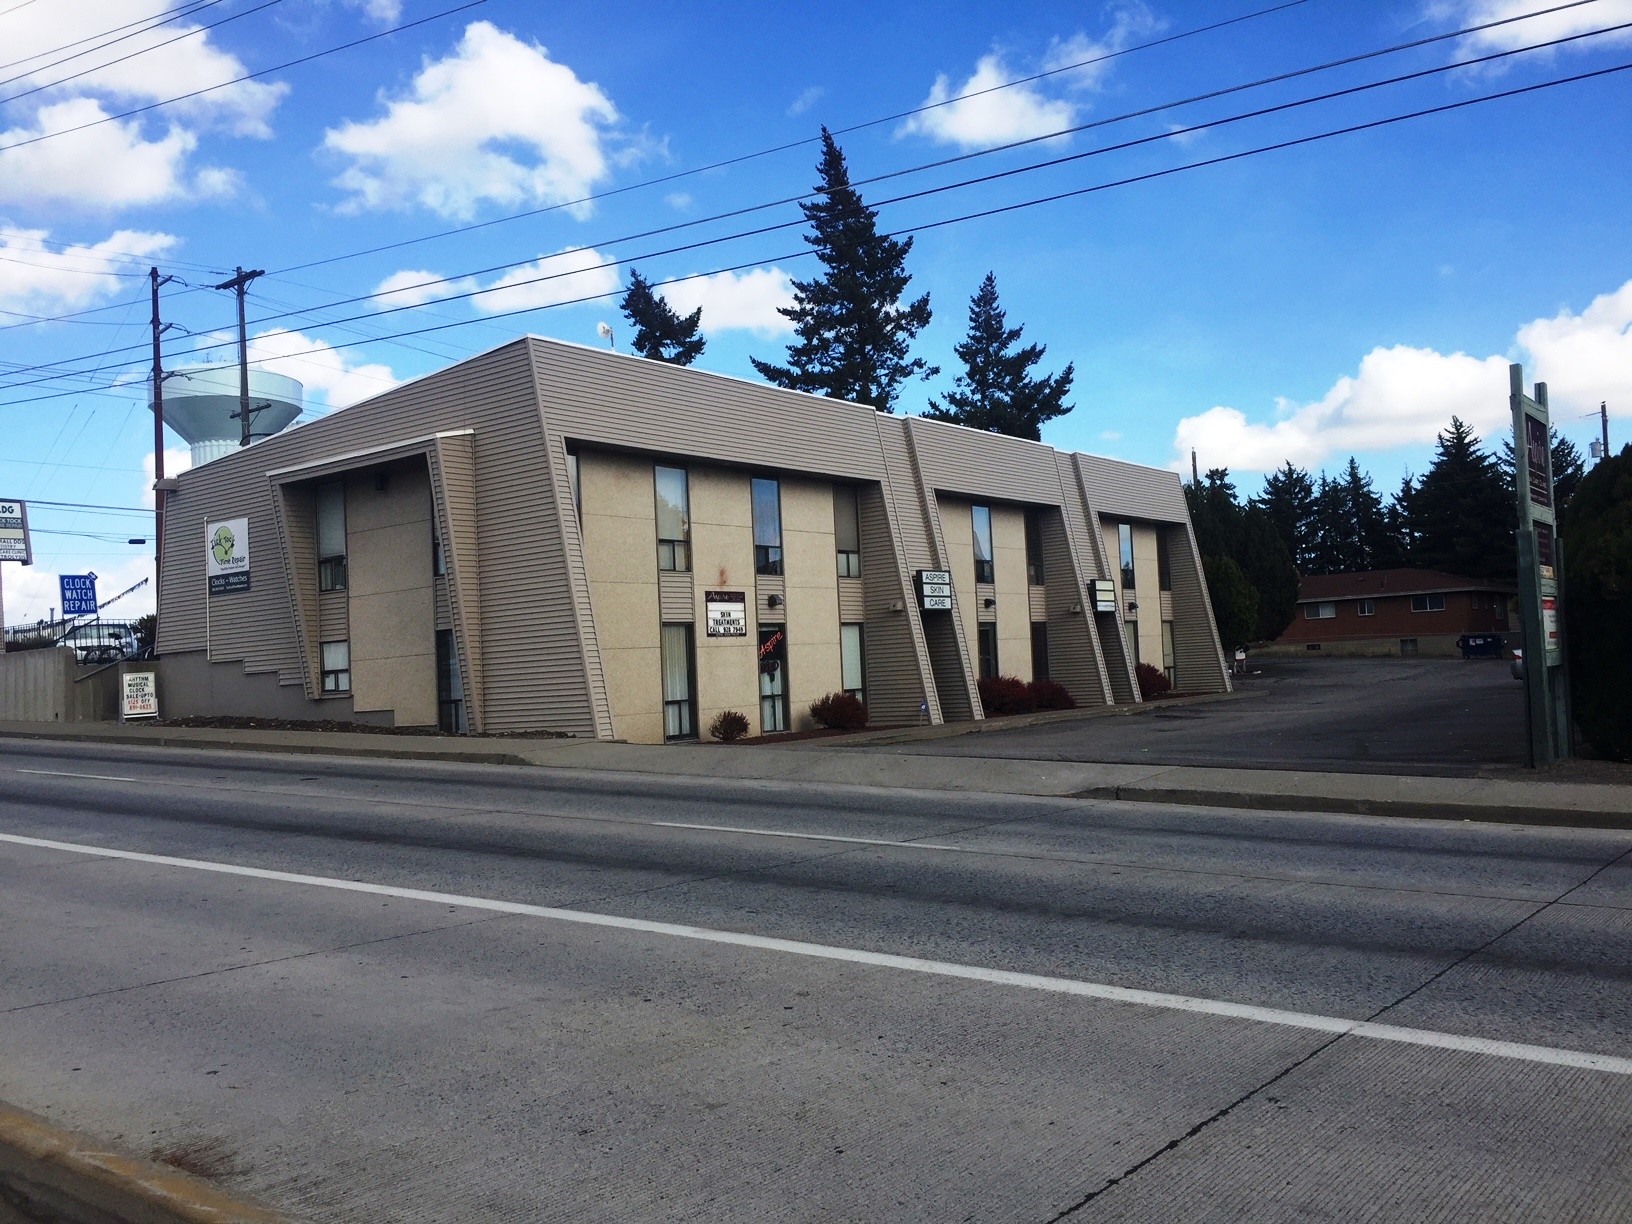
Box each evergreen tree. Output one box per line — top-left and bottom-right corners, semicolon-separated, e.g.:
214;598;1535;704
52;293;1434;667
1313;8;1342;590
620;269;705;365
1342;457;1391;569
1203;555;1259;655
1239;504;1299;641
751;128;934;411
1562;445;1632;760
1307;474;1354;575
921;273;1073;441
1186;470;1297;644
1255;462;1317;572
1389;474;1418;564
1409;417;1513;582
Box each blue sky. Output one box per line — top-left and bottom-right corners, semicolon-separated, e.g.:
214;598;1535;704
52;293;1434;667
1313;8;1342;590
2;0;1630;622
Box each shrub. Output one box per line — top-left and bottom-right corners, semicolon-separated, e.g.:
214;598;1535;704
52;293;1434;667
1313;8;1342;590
1563;445;1632;760
3;633;57;653
1135;662;1172;700
978;674;1035;717
709;709;750;742
809;691;868;731
1028;679;1076;710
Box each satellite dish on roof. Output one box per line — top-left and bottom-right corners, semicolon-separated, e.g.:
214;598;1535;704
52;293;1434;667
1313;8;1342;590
596;321;614;349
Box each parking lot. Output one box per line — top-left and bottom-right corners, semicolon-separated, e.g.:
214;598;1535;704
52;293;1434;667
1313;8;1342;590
858;657;1528;777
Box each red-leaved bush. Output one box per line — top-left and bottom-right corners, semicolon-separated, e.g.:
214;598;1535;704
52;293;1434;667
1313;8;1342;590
1027;679;1076;710
809;692;869;731
1135;662;1172;700
709;709;750;741
977;675;1035;717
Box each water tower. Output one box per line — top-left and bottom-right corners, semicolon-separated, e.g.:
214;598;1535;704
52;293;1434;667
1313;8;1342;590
150;365;303;466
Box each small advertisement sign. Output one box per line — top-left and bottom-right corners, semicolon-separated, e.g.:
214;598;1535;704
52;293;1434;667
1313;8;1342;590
1089;579;1118;614
1542;596;1560;654
1525;413;1552;509
704;590;747;637
206;517;250;595
916;569;953;611
121;670;159;720
1535;521;1555;581
0;498;30;564
59;573;98;616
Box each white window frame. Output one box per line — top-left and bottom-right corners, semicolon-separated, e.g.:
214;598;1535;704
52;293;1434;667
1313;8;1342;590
1410;593;1446;613
1305;601;1336;620
1357;598;1375;617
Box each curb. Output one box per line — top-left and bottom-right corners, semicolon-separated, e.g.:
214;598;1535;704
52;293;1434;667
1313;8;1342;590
0;1100;286;1223
0;726;534;768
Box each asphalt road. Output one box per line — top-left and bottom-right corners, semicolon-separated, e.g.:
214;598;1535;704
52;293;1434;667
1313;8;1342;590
860;657;1529;775
3;739;1630;1222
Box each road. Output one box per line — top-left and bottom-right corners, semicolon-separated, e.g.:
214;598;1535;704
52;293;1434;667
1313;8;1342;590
2;739;1630;1222
853;657;1529;776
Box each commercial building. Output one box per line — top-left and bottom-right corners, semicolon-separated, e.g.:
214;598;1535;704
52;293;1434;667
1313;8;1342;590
154;337;1228;740
1265;568;1516;658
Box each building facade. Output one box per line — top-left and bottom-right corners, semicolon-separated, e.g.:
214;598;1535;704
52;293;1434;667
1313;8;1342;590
154;337;1228;741
1266;568;1516;658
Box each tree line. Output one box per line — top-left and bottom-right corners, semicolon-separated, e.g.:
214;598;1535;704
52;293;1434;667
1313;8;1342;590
619;128;1075;442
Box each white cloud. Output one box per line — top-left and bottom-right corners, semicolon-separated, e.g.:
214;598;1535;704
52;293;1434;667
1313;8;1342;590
0;553;157;624
1171;278;1632;474
471;247;619;314
898;54;1076;149
660;268;796;336
1430;0;1632;55
665;192;692;210
324;22;621;220
0;227;175;312
202;329;402;410
343;0;403;21
787;86;824;117
0;100;210;210
371;268;476;308
142;447;194;509
1044;3;1167;91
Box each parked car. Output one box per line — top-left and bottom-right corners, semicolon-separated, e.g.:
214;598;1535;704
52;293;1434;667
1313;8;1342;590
1510;648;1525;681
56;622;137;664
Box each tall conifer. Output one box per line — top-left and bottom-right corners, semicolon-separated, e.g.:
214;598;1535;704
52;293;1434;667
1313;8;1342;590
620;269;705;365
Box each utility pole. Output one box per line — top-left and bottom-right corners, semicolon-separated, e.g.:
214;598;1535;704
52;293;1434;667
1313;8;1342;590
212;266;264;447
150;267;176;627
1190;448;1199;486
1602;401;1611;462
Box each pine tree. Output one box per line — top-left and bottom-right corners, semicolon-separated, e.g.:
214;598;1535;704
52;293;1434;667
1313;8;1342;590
620;269;705;365
1342;457;1391;570
1409;417;1513;582
1307;474;1354;575
1255;462;1317;572
921;273;1073;441
1389;474;1418;564
751;128;934;411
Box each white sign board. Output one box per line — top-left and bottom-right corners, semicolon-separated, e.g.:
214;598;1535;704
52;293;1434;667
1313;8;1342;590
916;570;953;612
121;670;159;720
206;517;250;595
705;590;747;637
0;499;30;564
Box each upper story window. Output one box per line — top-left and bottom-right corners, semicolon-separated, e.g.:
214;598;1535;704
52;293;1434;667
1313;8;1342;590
566;452;581;520
432;533;446;577
317;480;347;592
834;486;861;578
654;465;690;572
752;477;783;576
1305;601;1336;620
1156;529;1172;591
1024;509;1045;586
1358;598;1375;616
1411;593;1446;613
972;504;994;584
1118;522;1135;591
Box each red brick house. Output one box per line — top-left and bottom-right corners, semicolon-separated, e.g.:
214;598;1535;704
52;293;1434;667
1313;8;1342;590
1266;568;1516;658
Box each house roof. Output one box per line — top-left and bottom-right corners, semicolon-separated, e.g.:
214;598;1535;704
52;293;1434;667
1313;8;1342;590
1297;568;1516;603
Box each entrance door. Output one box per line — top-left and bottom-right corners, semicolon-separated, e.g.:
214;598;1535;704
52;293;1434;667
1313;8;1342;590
758;626;789;733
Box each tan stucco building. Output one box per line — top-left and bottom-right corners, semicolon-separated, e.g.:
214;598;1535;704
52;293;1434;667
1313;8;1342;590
154;337;1229;741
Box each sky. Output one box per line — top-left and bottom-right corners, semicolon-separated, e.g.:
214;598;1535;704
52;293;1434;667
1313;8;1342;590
2;0;1630;624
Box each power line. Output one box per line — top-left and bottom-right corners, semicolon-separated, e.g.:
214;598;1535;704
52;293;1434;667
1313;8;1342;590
0;0;234;91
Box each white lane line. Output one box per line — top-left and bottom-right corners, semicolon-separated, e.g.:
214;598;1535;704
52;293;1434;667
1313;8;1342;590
652;819;960;851
3;829;1627;1077
15;769;140;782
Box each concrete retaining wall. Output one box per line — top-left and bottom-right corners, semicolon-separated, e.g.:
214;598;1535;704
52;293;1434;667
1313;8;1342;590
0;648;118;722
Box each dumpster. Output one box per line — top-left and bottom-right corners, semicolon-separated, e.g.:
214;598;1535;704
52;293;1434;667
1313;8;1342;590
1458;634;1504;660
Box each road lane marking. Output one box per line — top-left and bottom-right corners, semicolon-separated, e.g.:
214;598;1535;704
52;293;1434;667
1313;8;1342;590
15;769;139;782
3;829;1628;1077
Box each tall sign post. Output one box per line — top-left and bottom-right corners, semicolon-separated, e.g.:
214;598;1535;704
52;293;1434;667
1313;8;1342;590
0;497;33;638
1511;363;1572;765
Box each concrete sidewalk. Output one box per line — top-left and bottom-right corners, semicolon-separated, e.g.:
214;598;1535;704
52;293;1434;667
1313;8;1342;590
3;718;1627;829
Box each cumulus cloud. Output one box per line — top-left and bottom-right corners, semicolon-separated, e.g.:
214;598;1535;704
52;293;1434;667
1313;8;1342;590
371;268;476;308
0;100;211;210
660;268;796;336
1430;0;1632;55
142;447;194;509
324;22;621;219
787;86;824;117
343;0;403;21
898;54;1075;149
186;329;401;411
471;247;620;313
1044;2;1167;91
0;553;157;623
0;227;175;312
1171;278;1632;474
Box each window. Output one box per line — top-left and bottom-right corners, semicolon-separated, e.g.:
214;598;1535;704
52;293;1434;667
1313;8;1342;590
566;452;581;519
1470;592;1490;610
1024;509;1045;586
1156;529;1172;592
1400;638;1420;656
1357;598;1374;617
660;623;696;739
317;481;347;592
1305;601;1336;620
654;465;690;572
752;477;783;576
840;623;865;701
432;533;446;577
1118;522;1135;591
977;621;999;680
834;486;861;578
972;505;994;584
1162;620;1176;681
1030;623;1049;682
320;640;350;693
436;629;464;733
1410;593;1446;613
1126;624;1140;669
759;626;789;733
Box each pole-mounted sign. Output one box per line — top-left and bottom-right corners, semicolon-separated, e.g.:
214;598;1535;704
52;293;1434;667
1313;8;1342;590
0;498;30;564
1510;363;1572;765
59;572;99;617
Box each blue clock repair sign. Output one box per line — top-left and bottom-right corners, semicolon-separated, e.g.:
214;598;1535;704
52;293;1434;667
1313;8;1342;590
59;572;98;616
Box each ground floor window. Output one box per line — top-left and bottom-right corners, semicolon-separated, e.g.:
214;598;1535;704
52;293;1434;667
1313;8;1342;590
1162;620;1176;682
320;640;350;693
1400;638;1419;656
977;622;999;680
1125;624;1140;669
759;626;789;733
436;629;465;733
840;623;865;702
1030;623;1049;682
661;623;696;740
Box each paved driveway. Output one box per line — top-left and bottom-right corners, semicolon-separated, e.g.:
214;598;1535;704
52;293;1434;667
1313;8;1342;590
859;657;1527;776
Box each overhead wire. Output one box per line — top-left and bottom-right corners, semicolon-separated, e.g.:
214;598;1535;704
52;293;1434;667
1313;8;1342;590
0;0;235;91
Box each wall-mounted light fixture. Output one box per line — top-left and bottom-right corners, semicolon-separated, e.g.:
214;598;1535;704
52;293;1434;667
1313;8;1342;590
1068;602;1083;615
767;594;784;607
888;599;905;613
982;597;997;609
